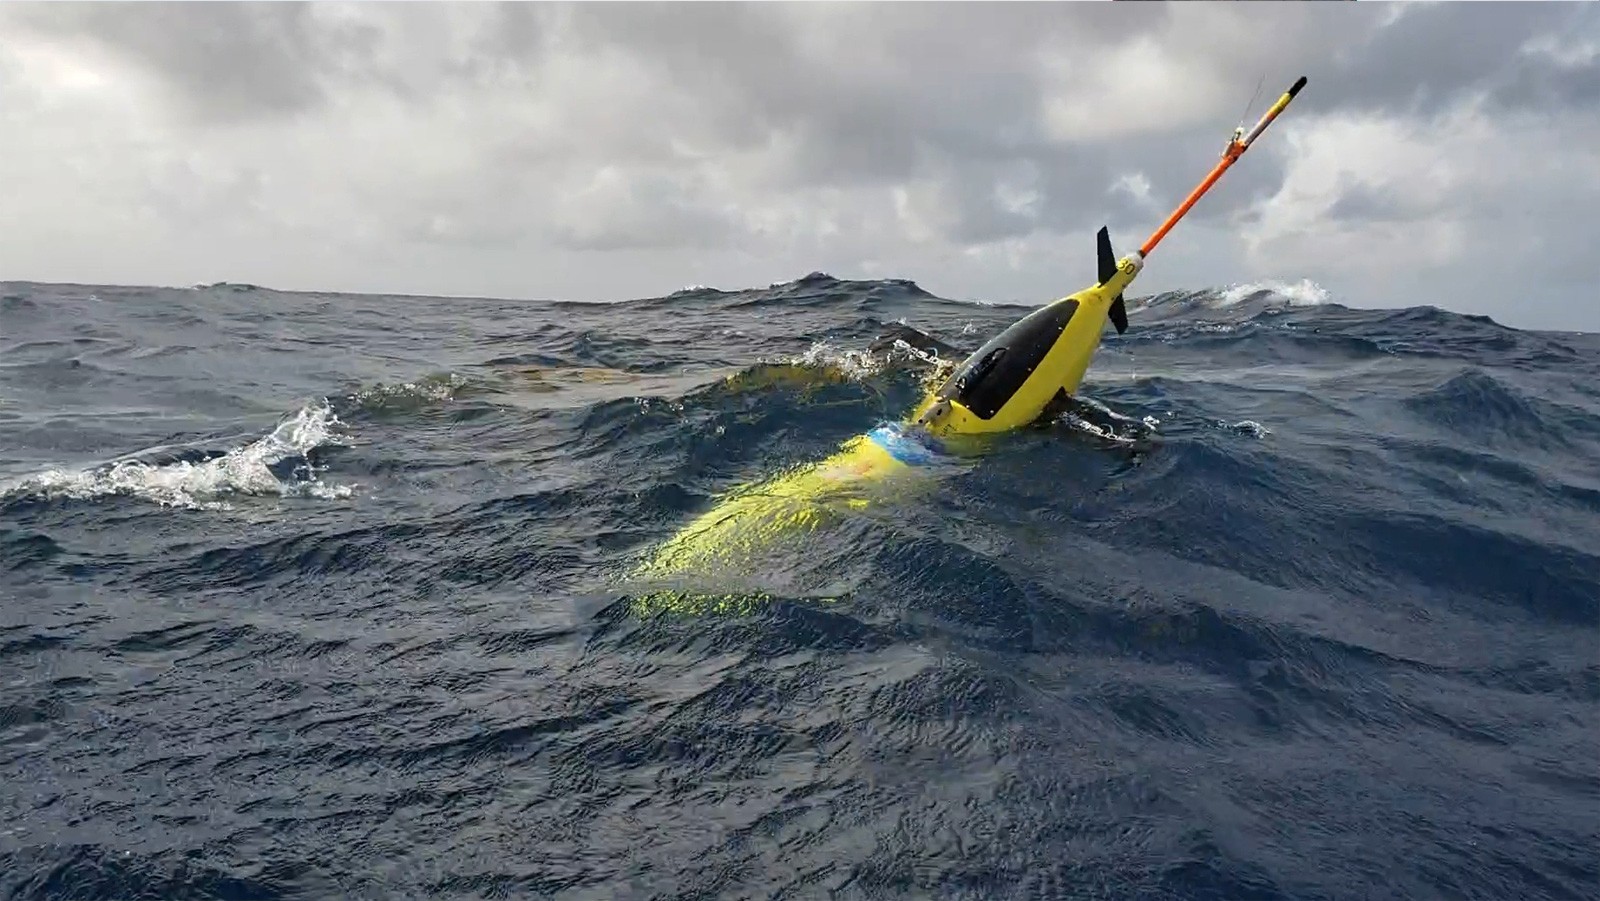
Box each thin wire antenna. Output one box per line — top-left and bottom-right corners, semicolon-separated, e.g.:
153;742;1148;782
1238;72;1267;131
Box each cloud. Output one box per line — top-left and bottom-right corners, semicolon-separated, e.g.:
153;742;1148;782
1242;95;1600;323
0;2;1596;330
2;3;364;122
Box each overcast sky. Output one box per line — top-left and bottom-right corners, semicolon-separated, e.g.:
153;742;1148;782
3;2;1597;331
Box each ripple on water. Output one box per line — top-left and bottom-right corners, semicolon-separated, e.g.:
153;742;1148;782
1;279;1596;900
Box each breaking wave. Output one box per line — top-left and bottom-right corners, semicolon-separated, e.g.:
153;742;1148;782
1218;277;1332;307
3;403;352;511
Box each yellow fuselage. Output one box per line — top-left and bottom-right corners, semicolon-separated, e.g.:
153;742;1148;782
910;251;1142;438
628;251;1145;585
629;71;1313;595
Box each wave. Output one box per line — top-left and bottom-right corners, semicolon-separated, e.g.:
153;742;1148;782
342;372;473;414
3;274;1596;901
1;402;352;511
1217;278;1333;308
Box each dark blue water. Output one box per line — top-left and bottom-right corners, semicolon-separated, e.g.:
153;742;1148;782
3;274;1597;900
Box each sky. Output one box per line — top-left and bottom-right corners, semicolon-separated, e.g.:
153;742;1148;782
2;2;1597;332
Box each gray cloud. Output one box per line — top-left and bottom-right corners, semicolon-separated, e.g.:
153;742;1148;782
4;3;343;122
1322;2;1593;118
1;2;1597;331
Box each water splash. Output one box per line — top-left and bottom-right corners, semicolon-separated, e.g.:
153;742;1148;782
772;337;945;383
1224;419;1272;438
1218;278;1330;307
346;372;468;413
1060;411;1140;444
3;402;352;510
783;340;889;381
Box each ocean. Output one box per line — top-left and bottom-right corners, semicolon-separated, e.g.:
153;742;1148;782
2;274;1596;900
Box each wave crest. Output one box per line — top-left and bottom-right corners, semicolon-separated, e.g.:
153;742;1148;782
2;402;352;510
1218;278;1331;308
344;372;471;413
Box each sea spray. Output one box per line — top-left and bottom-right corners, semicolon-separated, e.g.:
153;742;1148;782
2;401;352;510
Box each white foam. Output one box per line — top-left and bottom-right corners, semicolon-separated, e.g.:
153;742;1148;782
349;373;465;408
1061;412;1138;445
1226;420;1272;438
751;334;951;387
788;340;886;381
3;402;353;510
1218;278;1330;308
887;338;943;367
1075;394;1153;427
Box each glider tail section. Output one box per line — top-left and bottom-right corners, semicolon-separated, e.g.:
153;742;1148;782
1097;226;1129;335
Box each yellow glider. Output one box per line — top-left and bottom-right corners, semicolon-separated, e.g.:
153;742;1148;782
631;76;1310;587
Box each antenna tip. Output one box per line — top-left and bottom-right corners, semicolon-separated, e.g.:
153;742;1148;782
1289;76;1308;97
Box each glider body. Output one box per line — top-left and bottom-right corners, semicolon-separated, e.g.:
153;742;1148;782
633;77;1309;583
